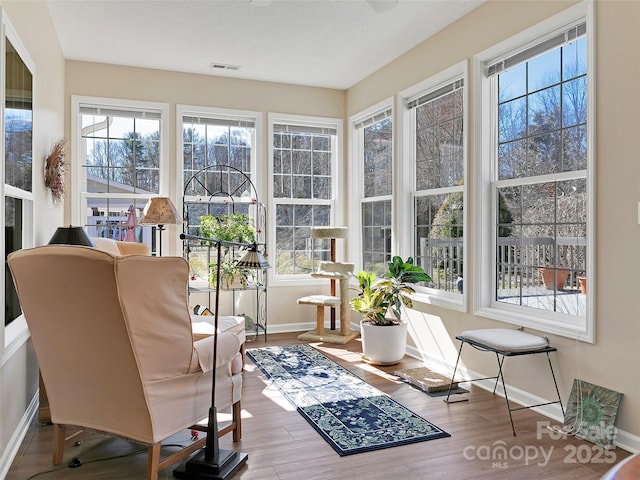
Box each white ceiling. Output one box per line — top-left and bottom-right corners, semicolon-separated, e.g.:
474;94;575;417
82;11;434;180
46;0;484;90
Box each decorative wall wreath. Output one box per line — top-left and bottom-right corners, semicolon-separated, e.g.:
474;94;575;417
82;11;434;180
44;138;66;204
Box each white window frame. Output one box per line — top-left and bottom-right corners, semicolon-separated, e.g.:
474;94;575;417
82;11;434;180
177;105;262;217
268;112;343;286
474;1;595;342
348;98;394;274
2;10;34;354
399;61;468;312
71;96;170;251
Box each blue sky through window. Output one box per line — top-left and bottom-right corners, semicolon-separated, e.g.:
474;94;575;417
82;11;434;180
499;37;586;102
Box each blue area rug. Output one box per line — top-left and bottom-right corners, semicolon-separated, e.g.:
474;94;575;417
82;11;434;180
246;344;450;456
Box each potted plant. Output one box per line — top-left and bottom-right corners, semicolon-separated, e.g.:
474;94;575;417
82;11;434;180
350;256;431;365
199;212;256;289
578;275;587;294
540;267;570;290
538;243;569;291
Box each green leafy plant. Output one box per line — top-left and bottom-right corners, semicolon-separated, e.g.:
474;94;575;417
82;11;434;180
350;256;431;326
199;212;256;244
199;212;257;288
209;257;254;289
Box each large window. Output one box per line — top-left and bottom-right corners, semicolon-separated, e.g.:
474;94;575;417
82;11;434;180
269;114;342;279
4;32;33;329
179;106;259;281
402;63;467;306
351;104;393;276
476;4;593;340
72;98;169;253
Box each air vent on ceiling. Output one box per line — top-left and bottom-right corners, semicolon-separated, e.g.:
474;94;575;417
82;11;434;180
209;63;241;71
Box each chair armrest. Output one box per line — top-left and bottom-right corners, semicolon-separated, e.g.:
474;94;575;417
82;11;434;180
192;332;241;373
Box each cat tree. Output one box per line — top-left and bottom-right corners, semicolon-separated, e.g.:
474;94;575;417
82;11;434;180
297;227;358;344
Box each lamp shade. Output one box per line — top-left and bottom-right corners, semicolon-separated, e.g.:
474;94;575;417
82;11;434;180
236;244;271;270
139;197;180;226
48;226;95;247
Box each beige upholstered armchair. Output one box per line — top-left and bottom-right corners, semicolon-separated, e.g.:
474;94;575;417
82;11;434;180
8;245;243;480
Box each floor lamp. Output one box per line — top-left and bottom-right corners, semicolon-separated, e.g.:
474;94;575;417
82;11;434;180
139;197;180;256
174;233;249;480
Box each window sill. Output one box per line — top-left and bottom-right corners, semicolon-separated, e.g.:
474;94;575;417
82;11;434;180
475;304;593;343
412;291;466;313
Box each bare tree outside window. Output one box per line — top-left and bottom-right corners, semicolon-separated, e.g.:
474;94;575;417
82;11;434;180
272;121;337;275
412;83;465;294
494;36;587;315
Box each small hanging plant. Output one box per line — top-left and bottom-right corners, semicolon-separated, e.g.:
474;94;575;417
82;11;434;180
44;139;66;204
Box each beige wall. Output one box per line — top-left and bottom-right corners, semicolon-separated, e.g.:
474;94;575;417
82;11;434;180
348;0;640;445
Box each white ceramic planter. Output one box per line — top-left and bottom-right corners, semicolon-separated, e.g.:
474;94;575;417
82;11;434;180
360;320;408;365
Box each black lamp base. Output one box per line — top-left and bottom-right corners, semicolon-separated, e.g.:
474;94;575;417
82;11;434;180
173;448;248;479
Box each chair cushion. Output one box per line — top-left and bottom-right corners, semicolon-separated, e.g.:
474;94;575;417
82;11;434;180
91;237;122;255
192;314;246;344
459;328;549;353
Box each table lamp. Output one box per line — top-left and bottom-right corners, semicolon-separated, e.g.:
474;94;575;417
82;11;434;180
139;197;180;256
48;225;95;247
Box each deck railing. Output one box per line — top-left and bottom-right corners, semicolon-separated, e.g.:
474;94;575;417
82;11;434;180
496;236;586;291
417;236;587;292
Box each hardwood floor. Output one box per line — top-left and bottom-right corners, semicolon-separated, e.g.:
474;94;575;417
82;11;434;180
7;332;630;479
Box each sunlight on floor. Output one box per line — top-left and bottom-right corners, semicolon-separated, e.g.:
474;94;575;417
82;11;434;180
311;340;407;382
217;409;254;423
259;383;297;411
243;359;296;411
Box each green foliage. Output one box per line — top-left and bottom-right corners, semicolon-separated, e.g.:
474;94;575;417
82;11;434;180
209;257;254;289
199;212;257;288
350;256;431;326
199;212;256;244
430;190;463;239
